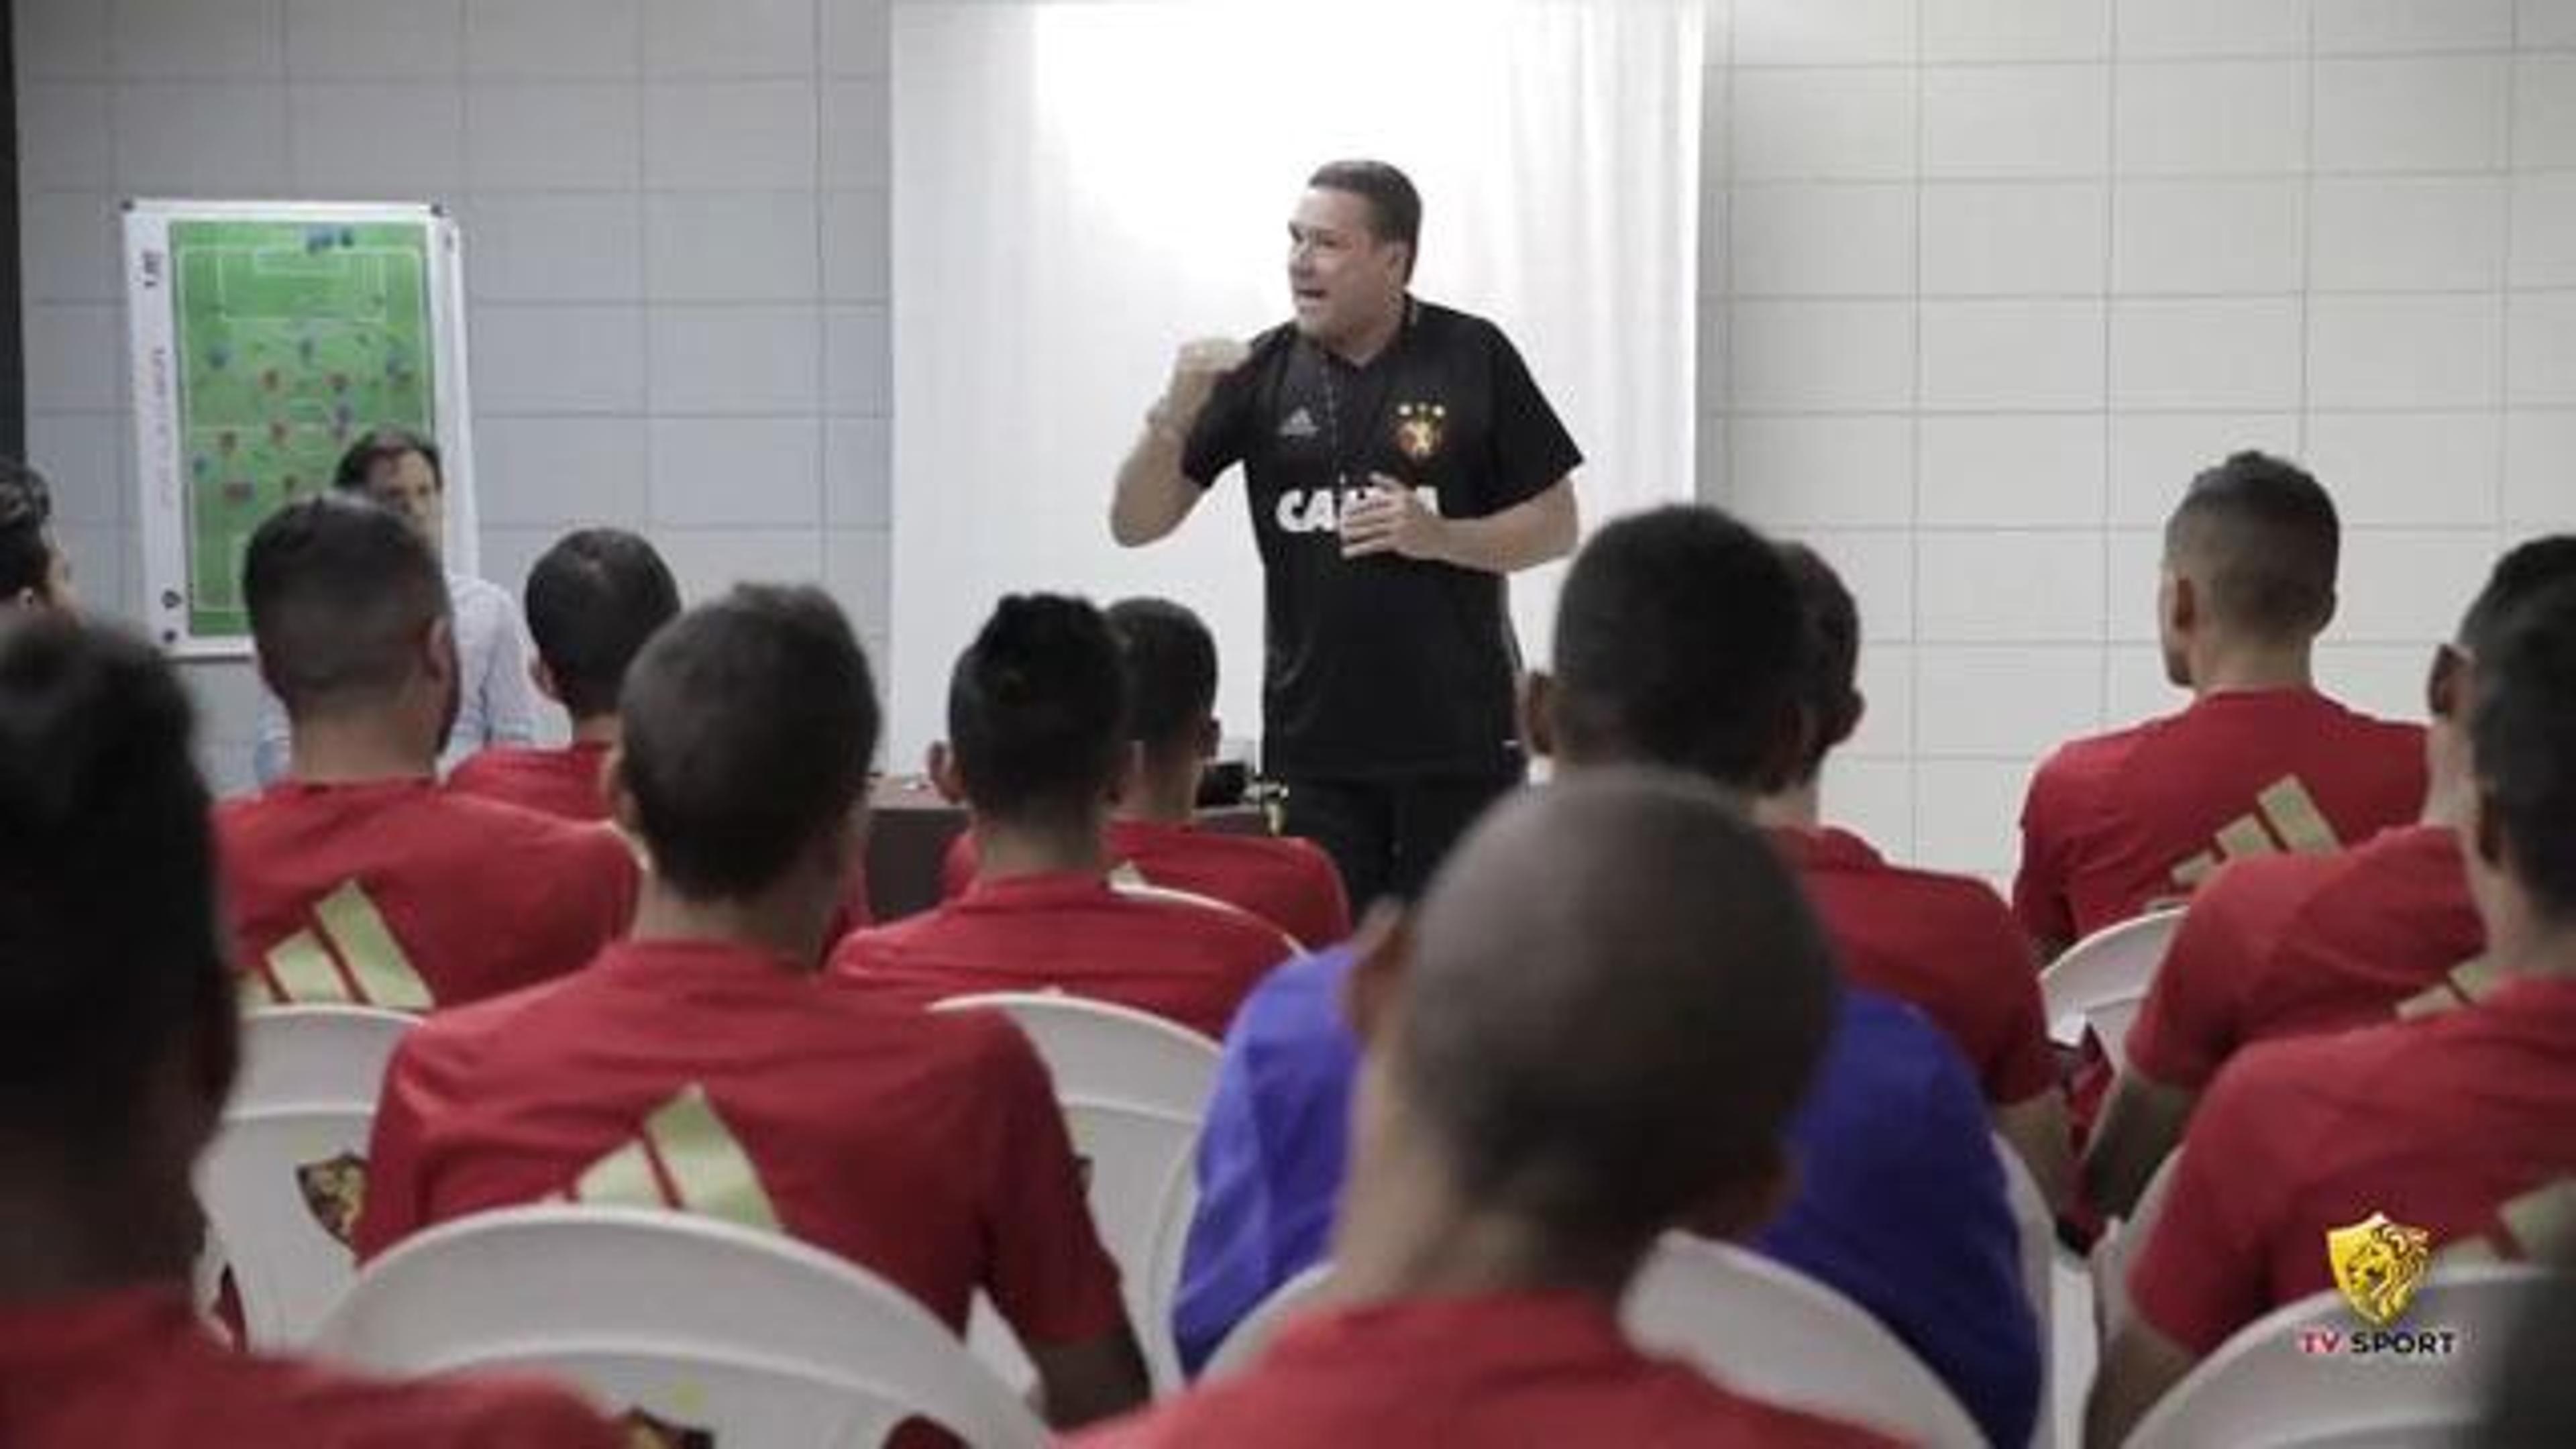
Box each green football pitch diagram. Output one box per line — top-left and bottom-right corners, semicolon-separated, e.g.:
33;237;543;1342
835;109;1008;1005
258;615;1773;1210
170;219;435;637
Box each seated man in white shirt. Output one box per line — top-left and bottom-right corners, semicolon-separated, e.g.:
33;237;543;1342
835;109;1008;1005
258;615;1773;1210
252;427;539;783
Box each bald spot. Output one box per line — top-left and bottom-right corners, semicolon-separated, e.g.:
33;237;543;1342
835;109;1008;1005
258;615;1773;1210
1395;770;1839;1241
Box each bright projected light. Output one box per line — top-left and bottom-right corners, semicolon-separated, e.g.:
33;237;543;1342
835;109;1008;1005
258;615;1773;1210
890;0;1701;768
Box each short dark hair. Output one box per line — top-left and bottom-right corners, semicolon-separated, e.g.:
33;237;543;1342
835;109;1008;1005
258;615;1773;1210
2459;536;2576;660
619;585;880;900
1308;159;1421;279
242;496;449;716
1399;772;1837;1243
2165;451;2340;641
331;426;442;493
1550;506;1806;792
1106;597;1216;761
0;616;227;1142
2470;578;2576;928
1780;542;1863;784
949;594;1127;826
525;529;682;721
0;458;58;600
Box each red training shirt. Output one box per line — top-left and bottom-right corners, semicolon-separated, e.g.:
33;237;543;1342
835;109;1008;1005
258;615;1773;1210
356;939;1125;1349
0;1286;618;1448
1776;826;2057;1105
2125;825;2485;1093
217;779;638;1012
445;741;614;822
1070;1293;1899;1448
832;871;1293;1040
944;818;1352;950
2128;973;2576;1355
2013;688;2425;948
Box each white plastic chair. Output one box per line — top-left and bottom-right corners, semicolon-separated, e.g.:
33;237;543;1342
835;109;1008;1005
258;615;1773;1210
2125;1263;2546;1449
1994;1134;2061;1449
1110;878;1304;960
1627;1234;1986;1449
197;1004;417;1346
930;991;1220;1393
2040;907;2186;1073
1199;1264;1336;1382
313;1203;1048;1449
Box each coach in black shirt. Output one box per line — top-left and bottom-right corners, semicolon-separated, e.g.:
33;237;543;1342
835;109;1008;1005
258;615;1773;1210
1110;160;1582;908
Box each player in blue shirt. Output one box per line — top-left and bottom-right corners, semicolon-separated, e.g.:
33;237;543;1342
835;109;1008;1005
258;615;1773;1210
1174;506;2040;1448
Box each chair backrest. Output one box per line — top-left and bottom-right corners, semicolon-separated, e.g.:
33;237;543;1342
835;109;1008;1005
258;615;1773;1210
2126;1263;2546;1449
930;991;1220;1391
1110;877;1304;959
197;1004;417;1346
1199;1264;1337;1383
314;1204;1049;1449
1626;1235;1987;1449
2040;907;2186;1071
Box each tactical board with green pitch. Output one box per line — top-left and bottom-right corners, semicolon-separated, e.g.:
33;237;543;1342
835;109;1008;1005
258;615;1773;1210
170;219;435;637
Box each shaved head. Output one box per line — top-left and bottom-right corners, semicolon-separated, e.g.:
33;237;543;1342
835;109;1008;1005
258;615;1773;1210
2164;451;2339;643
1388;770;1838;1247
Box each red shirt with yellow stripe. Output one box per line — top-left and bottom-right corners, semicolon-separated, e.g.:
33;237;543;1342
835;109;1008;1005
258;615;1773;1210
942;818;1352;951
217;778;637;1012
2012;688;2425;949
2128;973;2576;1355
0;1286;619;1448
833;870;1294;1040
2125;824;2485;1093
354;938;1125;1349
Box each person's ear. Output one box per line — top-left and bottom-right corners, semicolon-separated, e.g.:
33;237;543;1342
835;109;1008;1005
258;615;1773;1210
927;742;967;805
2314;587;2339;635
2164;571;2197;637
1338;901;1413;1049
2473;784;2509;874
1518;670;1558;761
421;614;458;689
1676;1144;1798;1243
529;657;564;706
1758;699;1815;795
7;585;36;610
1197;715;1222;761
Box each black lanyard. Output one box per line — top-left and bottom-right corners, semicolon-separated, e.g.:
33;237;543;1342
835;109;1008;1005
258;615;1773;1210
1316;299;1416;494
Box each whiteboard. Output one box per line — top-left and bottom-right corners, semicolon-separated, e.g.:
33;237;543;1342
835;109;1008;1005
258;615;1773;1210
123;200;476;658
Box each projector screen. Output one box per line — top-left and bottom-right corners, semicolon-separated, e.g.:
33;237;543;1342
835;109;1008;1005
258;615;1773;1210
889;0;1702;767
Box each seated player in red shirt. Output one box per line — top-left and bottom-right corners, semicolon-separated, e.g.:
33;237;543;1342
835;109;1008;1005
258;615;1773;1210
0;616;619;1448
2088;578;2576;1447
834;594;1292;1040
941;596;1350;947
1;457;77;613
1074;775;1892;1448
221;497;637;1012
2086;536;2576;1217
1762;543;2073;1210
447;528;679;822
356;585;1149;1432
2013;452;2425;960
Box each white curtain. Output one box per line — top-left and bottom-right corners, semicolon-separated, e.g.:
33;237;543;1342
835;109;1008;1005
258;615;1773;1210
890;0;1702;765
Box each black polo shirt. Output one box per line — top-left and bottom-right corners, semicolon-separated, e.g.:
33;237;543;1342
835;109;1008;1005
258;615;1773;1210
1183;299;1581;781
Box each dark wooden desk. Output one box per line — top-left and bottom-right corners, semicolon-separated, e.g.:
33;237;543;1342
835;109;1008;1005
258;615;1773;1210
863;779;1269;923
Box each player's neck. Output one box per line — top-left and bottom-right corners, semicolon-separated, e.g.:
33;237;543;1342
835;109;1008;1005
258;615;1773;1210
973;815;1112;881
2188;640;2315;697
1114;759;1200;826
286;713;439;785
1753;784;1823;832
569;713;621;747
631;878;837;971
1328;297;1407;368
0;1165;197;1308
1334;1135;1632;1309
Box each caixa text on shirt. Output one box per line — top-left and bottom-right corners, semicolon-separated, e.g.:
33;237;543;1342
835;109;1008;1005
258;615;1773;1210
1273;486;1444;535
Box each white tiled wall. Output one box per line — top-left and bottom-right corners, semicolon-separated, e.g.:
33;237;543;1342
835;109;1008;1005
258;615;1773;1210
1703;0;2576;877
11;0;892;794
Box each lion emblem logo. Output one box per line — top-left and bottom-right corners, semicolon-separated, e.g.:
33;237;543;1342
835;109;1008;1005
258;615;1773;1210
2326;1212;2433;1328
294;1151;370;1248
1393;402;1446;462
